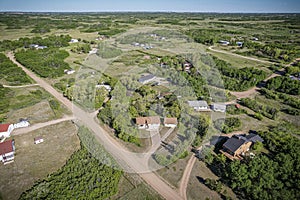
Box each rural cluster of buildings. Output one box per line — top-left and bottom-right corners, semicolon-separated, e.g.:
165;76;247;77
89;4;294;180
0;120;32;164
29;44;48;50
188;100;227;113
136;116;178;130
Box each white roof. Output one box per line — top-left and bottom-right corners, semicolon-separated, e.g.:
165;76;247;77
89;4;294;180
188;100;208;107
213;103;226;110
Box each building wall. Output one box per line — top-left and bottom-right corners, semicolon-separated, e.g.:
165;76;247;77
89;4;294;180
0;152;14;162
235;142;252;156
165;124;176;128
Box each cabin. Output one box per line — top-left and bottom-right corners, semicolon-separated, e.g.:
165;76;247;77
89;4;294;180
211;103;226;113
96;84;112;92
0;124;14;138
34;136;44;144
70;39;79;43
138;74;156;84
14;120;30;129
236;42;243;47
164;118;178;128
221;136;252;160
0;140;15;163
136;116;160;130
219;40;230;45
188;100;209;111
64;69;75;75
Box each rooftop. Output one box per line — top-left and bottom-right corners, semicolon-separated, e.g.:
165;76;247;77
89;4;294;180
136;116;160;125
223;137;248;153
188;100;208;108
138;74;155;83
164;117;178;125
0;124;10;132
0;140;14;155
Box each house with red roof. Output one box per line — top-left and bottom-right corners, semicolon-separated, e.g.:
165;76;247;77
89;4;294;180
0;139;15;163
0;124;14;138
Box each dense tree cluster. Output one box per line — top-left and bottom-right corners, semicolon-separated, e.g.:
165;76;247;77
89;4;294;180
0;35;71;51
0;53;32;85
70;43;91;54
0;85;12;122
259;88;300;115
214;117;242;134
266;76;300;95
20;147;122;200
239;98;278;119
205;123;300;200
15;48;70;78
212;56;267;91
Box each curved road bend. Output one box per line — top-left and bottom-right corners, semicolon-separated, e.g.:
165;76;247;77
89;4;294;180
7;52;183;200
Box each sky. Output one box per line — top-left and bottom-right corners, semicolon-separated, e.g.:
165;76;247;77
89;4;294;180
0;0;299;13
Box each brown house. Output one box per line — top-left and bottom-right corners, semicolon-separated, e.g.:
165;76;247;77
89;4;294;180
136;116;160;130
221;136;252;160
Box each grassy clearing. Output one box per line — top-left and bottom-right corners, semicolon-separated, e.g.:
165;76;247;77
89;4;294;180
187;160;237;200
156;152;192;188
208;50;270;70
4;87;70;124
0;121;80;200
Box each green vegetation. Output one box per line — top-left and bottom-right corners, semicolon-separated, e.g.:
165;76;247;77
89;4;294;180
15;48;70;78
212;56;267;91
0;53;32;85
0;35;71;51
20;127;122;200
214;117;242;134
70;43;91;54
0;85;12;122
240;98;278;119
205;123;300;200
97;42;122;58
266;76;300;95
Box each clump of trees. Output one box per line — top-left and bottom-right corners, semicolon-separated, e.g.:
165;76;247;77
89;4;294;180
0;53;32;85
20;141;122;199
205;123;300;200
212;56;267;91
70;44;91;54
15;48;70;78
0;35;71;51
266;76;300;95
214;117;242;134
239;98;278;119
0;85;12;122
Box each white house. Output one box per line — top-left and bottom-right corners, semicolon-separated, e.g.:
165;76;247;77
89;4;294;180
164;118;178;128
219;40;230;45
13;120;30;129
0;139;15;163
34;136;44;144
211;103;227;113
188;100;209;111
136;116;160;130
64;69;75;75
0;124;14;138
96;84;112;92
70;39;79;43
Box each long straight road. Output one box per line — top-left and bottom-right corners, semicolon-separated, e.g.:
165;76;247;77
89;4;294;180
7;52;183;200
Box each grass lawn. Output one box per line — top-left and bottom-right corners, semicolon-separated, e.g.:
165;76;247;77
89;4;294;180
156;152;192;188
208;50;270;71
0;121;80;200
187;160;237;200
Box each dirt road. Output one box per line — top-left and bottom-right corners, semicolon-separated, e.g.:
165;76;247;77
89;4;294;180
7;52;183;200
3;84;39;88
12;116;75;135
208;46;274;64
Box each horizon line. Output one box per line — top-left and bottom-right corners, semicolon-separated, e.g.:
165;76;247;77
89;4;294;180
1;11;300;14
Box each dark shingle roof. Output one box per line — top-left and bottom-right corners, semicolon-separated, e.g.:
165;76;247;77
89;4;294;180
223;138;247;153
138;74;155;83
245;133;264;143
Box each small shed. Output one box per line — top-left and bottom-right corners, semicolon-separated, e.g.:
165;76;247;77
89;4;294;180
34;137;44;144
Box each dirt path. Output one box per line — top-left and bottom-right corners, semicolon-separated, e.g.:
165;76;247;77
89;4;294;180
7;52;184;200
12;116;75;135
208;46;274;64
3;84;39;88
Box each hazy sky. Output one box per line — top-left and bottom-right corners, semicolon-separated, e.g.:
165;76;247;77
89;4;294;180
0;0;299;13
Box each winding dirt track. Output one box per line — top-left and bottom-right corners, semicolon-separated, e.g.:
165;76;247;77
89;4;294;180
7;52;183;200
